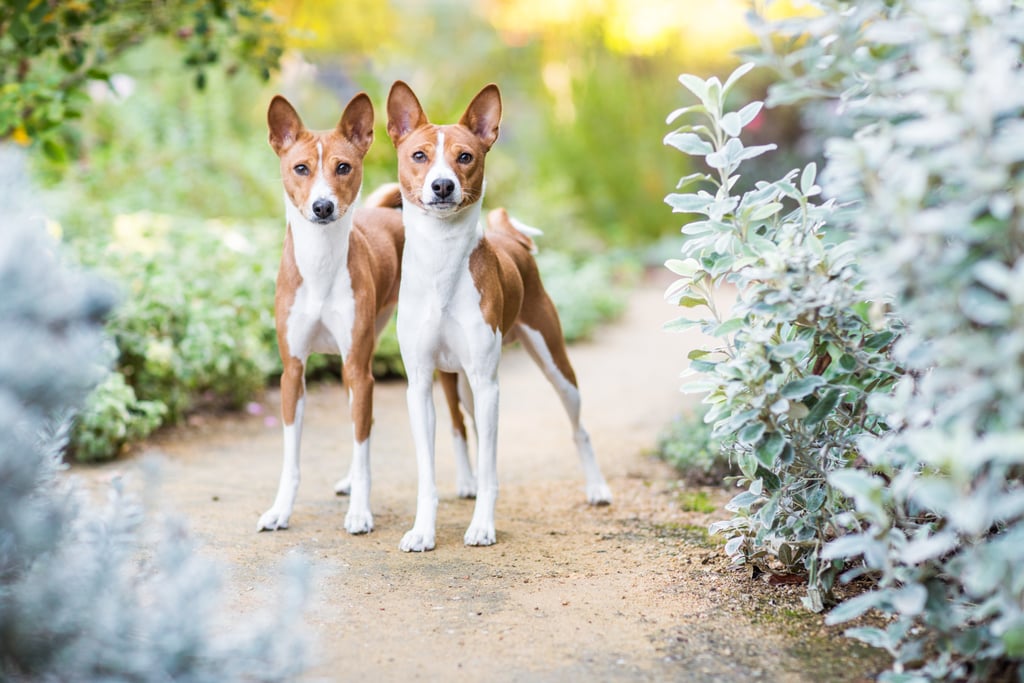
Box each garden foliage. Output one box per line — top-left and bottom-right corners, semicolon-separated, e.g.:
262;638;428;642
0;0;281;158
663;62;900;611
0;146;307;682
667;1;1024;680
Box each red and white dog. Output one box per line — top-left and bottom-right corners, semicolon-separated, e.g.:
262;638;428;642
386;81;612;552
258;93;404;535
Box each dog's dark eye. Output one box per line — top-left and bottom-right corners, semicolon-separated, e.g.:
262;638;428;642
336;162;351;176
457;152;473;164
293;164;309;176
412;151;427;163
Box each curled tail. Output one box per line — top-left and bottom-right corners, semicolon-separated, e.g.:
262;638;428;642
363;182;403;209
486;208;542;254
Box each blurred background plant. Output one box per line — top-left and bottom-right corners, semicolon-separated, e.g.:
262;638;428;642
10;0;805;462
0;144;308;683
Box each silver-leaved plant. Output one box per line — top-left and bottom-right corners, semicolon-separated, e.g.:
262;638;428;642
669;0;1024;679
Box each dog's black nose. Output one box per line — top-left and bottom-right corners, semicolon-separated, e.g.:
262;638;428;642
312;199;335;219
431;178;455;200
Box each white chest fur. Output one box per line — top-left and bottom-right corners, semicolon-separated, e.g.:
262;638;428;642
284;198;357;360
396;205;501;377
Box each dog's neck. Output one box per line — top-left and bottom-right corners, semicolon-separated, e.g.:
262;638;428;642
285;192;355;296
401;177;486;257
399;196;486;309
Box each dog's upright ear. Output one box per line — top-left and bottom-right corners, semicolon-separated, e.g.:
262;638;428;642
459;84;501;150
338;92;375;157
387;80;429;147
268;95;305;155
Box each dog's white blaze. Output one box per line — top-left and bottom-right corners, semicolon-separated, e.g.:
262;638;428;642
305;140;335;218
421;131;463;207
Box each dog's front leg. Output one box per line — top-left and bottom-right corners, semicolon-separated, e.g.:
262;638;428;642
400;369;438;551
464;374;499;546
258;357;306;531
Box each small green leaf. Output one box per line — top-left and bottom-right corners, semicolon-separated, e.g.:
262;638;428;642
804;388;840;427
665;258;699;277
678;73;710;105
825;592;883;625
800;162;818;195
749;202;783;221
722;62;755;97
714;317;744;336
755;431;785;467
770;341;809;360
738;421;766;445
663;316;701;332
664;131;714;155
1003;625;1024;657
720;111;742;137
665;192;712;214
41;137;67;163
677;295;708;308
665;103;705;125
780;376;825;399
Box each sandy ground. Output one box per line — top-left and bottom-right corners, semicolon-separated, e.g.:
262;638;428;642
77;274;887;682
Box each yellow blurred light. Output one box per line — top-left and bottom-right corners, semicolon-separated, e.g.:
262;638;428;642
270;0;398;52
11;126;30;146
45;219;63;242
484;0;812;60
112;212;171;256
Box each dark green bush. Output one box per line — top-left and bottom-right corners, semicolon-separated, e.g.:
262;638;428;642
656;405;734;486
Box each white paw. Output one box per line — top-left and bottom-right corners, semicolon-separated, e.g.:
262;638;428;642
257;507;291;531
464;523;496;547
399;529;435;552
456;477;477;499
587;482;613;506
334;476;351;496
345;507;374;535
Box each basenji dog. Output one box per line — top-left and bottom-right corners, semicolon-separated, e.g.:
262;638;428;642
386;80;612;552
258;92;404;535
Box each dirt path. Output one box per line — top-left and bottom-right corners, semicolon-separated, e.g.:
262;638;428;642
80;274;886;682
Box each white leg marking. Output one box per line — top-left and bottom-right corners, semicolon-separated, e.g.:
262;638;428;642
517;325;612;505
454;373;476;498
464;376;499;546
258;397;306;530
344;436;373;534
400;375;438;552
334;387;357;495
453;431;476;498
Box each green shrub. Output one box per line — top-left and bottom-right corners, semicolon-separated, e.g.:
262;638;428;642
668;1;1024;679
656;405;734;486
71;371;166;463
663;62;900;611
535;250;629;342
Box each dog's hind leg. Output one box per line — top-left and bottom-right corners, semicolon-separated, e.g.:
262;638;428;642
514;318;612;506
440;371;476;498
